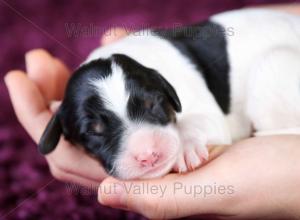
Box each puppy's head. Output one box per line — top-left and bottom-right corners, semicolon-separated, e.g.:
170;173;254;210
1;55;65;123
39;54;182;179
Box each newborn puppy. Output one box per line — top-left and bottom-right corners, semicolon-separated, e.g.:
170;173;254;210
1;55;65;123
39;9;300;179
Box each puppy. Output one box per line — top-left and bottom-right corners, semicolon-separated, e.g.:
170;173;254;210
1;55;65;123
39;8;300;179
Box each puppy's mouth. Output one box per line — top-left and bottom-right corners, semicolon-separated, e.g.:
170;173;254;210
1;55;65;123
138;156;176;179
110;153;177;180
112;124;181;180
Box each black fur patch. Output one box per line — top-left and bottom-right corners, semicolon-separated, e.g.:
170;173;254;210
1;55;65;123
55;55;181;174
154;20;231;114
112;54;181;124
58;58;124;172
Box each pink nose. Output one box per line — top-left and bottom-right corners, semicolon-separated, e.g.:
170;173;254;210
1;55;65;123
135;151;160;167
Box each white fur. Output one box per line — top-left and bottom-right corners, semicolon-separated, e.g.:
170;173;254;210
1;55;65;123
90;63;129;119
86;8;300;178
114;124;180;179
212;9;300;139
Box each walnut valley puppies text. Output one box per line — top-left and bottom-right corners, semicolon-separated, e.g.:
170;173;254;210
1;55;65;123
66;182;235;198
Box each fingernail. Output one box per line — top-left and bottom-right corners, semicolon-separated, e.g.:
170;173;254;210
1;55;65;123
25;49;37;63
99;182;127;209
4;71;16;86
4;74;9;85
25;51;33;71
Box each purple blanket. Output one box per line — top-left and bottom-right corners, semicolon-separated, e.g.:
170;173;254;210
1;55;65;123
0;0;297;219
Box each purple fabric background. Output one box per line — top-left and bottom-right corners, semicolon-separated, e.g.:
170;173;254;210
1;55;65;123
0;0;298;219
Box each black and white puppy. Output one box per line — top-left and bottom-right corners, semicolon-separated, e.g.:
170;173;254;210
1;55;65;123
39;9;300;179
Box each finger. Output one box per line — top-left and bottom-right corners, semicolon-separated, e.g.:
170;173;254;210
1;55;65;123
52;58;70;99
101;27;129;45
46;138;107;182
5;71;107;183
25;49;70;101
255;3;300;15
49;100;62;113
25;49;56;101
98;166;234;219
4;70;52;142
207;144;228;161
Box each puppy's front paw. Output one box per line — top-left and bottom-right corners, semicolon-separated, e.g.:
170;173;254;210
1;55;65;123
173;135;209;173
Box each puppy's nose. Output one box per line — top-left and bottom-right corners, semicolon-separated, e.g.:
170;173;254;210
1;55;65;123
135;151;160;167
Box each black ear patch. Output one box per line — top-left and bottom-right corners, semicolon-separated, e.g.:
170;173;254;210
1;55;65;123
154;20;230;114
38;113;62;154
112;54;182;113
154;73;182;112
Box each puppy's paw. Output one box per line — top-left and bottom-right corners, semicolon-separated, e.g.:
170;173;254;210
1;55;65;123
173;135;209;173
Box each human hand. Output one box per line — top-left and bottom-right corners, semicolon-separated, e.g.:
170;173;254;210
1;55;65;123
98;135;300;219
4;49;108;186
4;28;129;186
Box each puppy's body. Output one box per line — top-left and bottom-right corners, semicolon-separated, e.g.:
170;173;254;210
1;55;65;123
88;8;300;139
40;9;300;179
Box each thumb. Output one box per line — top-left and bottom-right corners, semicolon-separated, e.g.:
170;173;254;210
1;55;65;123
98;170;233;219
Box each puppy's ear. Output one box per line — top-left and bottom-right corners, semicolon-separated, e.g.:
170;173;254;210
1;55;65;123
112;53;182;112
38;112;62;154
156;74;182;112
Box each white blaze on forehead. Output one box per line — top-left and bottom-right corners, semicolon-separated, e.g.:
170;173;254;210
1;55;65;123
90;62;129;118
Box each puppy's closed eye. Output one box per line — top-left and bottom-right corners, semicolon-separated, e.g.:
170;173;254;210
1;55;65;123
144;94;169;121
144;99;154;110
85;121;105;136
144;94;163;111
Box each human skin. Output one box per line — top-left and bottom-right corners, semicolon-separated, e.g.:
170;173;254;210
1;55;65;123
99;135;300;219
4;3;300;219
